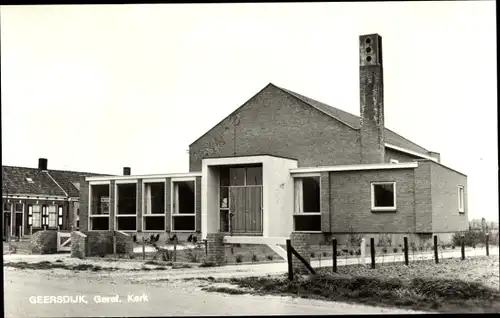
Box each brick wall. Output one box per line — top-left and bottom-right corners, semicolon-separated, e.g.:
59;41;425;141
414;162;432;232
189;84;362;171
206;232;225;265
85;231;114;257
29;230;58;254
115;231;133;255
359;64;385;164
320;172;331;233
79;176;89;231
430;161;468;233
290;232;311;275
329;168;416;233
71;231;87;258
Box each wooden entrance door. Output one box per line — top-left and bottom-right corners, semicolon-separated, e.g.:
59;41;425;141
229;186;262;234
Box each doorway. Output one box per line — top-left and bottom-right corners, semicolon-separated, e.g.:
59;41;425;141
14;213;23;237
219;165;263;235
3;213;11;240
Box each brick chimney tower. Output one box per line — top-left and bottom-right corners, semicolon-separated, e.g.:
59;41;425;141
359;34;385;164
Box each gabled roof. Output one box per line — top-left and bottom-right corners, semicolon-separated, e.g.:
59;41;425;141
274;84;430;154
2;165;112;197
2;166;66;196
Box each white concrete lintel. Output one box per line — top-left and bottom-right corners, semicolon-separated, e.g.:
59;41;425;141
290;162;418;174
384;143;438;161
86;172;201;182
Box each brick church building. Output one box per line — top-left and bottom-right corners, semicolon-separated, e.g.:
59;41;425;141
78;33;468;252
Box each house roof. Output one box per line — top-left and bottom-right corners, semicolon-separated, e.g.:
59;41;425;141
275;84;430;154
2;165;111;197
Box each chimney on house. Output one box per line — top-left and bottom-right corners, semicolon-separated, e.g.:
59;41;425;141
359;34;385;164
38;158;48;171
123;167;131;176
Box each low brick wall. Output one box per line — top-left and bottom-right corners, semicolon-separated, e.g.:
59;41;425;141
71;231;88;258
84;231;114;257
206;233;225;265
115;231;133;255
76;231;135;257
290;232;311;275
29;230;58;254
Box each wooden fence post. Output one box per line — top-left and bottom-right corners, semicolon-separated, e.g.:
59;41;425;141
434;235;439;264
486;233;489;256
461;235;465;260
142;237;146;260
204;239;208;256
286;239;293;281
370;238;375;269
332;238;337;273
404;236;409;266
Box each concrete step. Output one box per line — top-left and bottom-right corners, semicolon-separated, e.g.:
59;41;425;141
267;244;287;260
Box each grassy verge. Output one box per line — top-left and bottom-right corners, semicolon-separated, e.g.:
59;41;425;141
203;256;500;313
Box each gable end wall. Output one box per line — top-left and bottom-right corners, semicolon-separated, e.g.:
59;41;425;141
189;85;362;171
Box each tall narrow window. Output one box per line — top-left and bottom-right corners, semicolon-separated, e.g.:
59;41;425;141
89;184;110;231
458;186;465;213
116;183;137;231
371;182;397;211
48;205;57;228
293;176;321;232
172;180;195;231
143;181;166;231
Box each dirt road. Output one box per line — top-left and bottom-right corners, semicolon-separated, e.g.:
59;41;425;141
3;266;426;317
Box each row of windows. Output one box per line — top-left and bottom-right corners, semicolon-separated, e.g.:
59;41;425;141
3;203;63;229
27;204;63;229
89;180;196;231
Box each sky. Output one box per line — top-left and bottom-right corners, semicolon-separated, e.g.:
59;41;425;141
1;2;497;221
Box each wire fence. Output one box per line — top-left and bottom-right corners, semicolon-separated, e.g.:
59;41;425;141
309;230;499;270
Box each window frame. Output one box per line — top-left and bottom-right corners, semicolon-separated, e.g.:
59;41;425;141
171;177;196;233
47;205;58;229
371;181;397;211
114;180;138;232
142;179;166;232
88;181;111;232
292;174;322;233
458;185;465;213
